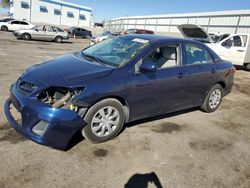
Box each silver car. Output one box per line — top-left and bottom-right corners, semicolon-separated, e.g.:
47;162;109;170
13;25;70;43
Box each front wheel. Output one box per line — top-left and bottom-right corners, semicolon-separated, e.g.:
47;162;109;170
201;84;223;113
82;99;125;143
21;33;31;40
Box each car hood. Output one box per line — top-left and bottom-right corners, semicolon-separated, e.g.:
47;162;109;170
22;52;113;87
177;24;213;43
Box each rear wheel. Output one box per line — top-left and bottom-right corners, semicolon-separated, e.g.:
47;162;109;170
245;63;250;71
201;84;223;113
1;25;8;31
82;99;125;143
21;33;31;40
55;36;62;43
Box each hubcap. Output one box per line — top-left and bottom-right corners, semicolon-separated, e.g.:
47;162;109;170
91;106;120;137
209;89;221;109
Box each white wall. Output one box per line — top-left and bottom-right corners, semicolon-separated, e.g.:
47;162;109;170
105;10;250;34
11;0;92;27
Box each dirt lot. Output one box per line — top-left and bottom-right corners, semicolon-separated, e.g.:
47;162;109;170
0;31;250;188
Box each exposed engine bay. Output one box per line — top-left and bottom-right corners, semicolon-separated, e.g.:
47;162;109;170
37;87;87;117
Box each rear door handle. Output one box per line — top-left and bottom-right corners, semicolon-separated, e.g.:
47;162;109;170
211;68;217;73
237;49;245;52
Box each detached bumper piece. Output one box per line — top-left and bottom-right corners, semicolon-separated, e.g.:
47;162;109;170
4;84;86;150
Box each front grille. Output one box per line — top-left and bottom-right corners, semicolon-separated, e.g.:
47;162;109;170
18;79;38;95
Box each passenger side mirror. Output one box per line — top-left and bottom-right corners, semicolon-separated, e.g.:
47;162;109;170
139;60;158;72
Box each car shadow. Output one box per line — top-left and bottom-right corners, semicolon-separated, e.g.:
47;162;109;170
65;107;199;151
65;130;85;151
234;65;249;72
124;172;163;188
16;38;74;44
125;107;198;129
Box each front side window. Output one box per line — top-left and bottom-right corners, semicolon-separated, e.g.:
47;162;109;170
143;44;179;69
52;26;63;32
222;35;247;47
40;6;48;13
81;37;151;67
21;1;29;9
185;44;213;65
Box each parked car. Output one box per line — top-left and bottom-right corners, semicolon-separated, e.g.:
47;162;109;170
178;24;250;70
13;25;70;42
124;28;154;35
4;35;235;149
0;17;14;23
94;23;104;27
67;27;92;38
91;31;118;44
0;20;34;31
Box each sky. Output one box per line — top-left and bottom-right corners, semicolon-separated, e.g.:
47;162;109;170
1;0;250;21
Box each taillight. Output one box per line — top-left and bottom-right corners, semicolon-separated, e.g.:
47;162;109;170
229;66;236;73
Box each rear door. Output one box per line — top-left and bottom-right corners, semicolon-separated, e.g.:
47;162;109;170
183;43;218;106
218;35;248;65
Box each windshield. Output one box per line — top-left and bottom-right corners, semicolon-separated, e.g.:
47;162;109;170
81;36;150;67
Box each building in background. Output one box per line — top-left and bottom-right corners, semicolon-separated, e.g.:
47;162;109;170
9;0;92;27
105;10;250;34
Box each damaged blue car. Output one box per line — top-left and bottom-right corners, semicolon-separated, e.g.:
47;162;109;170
4;35;235;149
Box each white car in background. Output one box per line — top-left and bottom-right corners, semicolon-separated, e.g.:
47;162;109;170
91;31;118;44
178;24;250;70
0;20;34;32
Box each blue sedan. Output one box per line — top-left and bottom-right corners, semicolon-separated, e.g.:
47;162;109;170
4;35;235;149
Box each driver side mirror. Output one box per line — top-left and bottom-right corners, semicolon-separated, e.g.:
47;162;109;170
139;59;158;72
34;29;38;31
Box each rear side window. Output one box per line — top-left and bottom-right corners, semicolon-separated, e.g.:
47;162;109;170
20;21;28;25
185;44;213;65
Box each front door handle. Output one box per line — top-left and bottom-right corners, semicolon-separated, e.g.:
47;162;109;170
211;68;217;73
178;72;185;78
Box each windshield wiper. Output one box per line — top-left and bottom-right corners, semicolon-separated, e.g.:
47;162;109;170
81;52;105;66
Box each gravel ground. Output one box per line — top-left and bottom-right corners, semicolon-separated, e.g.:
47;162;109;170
0;31;250;188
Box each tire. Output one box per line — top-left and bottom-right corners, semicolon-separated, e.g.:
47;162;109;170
1;25;8;31
21;33;31;40
55;36;62;43
245;63;250;71
82;99;125;143
201;84;223;113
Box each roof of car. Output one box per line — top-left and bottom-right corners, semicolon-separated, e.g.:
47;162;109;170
121;34;200;44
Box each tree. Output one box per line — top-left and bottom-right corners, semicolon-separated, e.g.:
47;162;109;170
0;0;10;8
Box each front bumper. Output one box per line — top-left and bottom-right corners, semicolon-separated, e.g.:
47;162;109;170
4;83;86;150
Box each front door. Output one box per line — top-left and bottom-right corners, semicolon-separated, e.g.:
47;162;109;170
128;43;189;120
218;35;248;66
